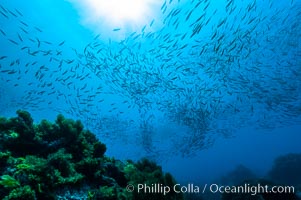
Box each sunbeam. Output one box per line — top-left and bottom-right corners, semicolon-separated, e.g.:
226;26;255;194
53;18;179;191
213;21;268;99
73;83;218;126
67;0;162;40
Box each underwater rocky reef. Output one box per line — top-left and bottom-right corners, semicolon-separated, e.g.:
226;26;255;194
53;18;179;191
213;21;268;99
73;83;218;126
1;112;300;200
267;153;301;187
0;110;183;200
216;158;301;200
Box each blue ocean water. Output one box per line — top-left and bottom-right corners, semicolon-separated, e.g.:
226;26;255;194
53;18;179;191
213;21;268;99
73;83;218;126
0;0;300;196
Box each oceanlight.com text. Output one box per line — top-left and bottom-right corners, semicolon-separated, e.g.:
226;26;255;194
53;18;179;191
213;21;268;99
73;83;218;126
209;183;295;196
125;183;295;196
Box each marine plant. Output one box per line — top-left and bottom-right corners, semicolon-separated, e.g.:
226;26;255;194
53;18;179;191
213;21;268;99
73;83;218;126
0;110;183;200
123;158;183;200
8;131;19;139
0;175;20;188
3;185;36;200
0;151;10;171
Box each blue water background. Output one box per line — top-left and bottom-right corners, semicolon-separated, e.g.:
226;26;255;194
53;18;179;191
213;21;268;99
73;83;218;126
0;0;300;185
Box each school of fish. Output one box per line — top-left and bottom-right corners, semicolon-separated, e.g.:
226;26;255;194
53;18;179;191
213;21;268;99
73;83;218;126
0;0;300;158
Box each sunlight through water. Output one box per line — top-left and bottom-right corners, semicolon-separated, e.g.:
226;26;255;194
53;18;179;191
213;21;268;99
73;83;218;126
66;0;163;40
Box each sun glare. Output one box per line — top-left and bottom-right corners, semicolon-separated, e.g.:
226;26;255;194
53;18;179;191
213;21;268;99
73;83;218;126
92;0;146;22
68;0;162;40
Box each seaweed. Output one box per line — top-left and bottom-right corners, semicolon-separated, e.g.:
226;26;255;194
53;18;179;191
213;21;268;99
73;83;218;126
3;185;36;200
0;110;183;200
0;175;20;188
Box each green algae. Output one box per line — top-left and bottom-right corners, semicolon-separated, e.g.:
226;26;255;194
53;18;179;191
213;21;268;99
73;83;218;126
0;110;183;200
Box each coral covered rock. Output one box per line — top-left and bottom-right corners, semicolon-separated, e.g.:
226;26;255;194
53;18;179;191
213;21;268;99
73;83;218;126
0;110;183;200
